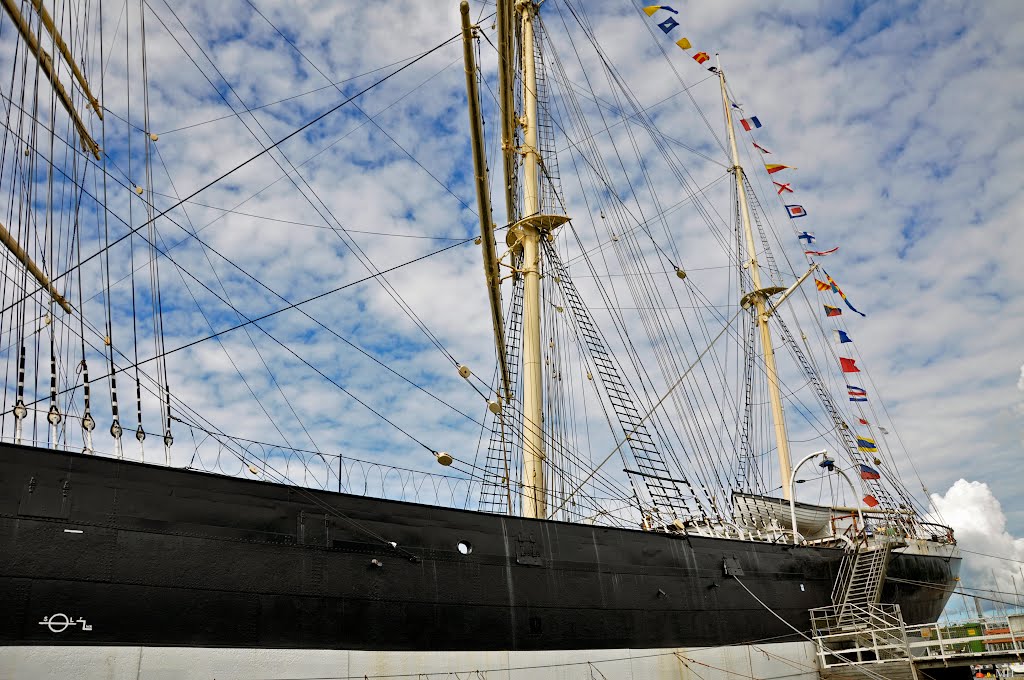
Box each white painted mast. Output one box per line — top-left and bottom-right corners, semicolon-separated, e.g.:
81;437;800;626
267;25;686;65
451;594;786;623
484;0;569;519
715;57;795;500
467;0;555;518
515;0;547;519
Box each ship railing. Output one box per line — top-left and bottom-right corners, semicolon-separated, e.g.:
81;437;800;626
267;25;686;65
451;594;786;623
810;603;911;667
812;602;906;634
681;516;866;545
675;517;811;544
905;614;1024;662
828;502;955;549
805;534;855;550
676;518;754;540
830;542;858;604
1;432;481;510
831;512;864;543
669;510;952;547
861;516;956;546
830;513;941;551
902;521;956;545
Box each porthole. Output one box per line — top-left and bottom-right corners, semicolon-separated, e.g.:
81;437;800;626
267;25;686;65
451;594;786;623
457;541;473;555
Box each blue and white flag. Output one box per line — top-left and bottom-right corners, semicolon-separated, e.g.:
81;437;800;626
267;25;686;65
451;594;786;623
833;330;852;344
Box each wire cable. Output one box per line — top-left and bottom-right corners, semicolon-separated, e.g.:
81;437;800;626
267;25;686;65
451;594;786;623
0;28;463;317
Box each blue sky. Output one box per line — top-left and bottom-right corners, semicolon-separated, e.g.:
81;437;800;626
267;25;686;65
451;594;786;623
1;0;1022;607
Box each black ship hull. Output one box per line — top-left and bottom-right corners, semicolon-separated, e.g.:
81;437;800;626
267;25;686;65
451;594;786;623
0;444;959;650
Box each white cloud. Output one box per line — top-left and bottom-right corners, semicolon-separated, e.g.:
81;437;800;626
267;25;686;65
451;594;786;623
929;480;1024;615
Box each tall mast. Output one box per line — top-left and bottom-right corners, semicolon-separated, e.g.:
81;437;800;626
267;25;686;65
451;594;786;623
461;3;512;402
496;0;518;226
716;60;794;500
477;0;567;519
516;0;546;519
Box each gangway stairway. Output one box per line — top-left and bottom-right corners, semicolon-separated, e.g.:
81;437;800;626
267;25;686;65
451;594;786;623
812;536;917;679
833;536;901;621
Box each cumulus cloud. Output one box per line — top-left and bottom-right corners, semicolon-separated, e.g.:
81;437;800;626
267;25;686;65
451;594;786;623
929;480;1024;615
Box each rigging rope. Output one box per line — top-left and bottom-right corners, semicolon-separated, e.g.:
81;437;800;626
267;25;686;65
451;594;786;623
548;307;743;520
1;108;509;462
148;0;463;368
0;27;463;317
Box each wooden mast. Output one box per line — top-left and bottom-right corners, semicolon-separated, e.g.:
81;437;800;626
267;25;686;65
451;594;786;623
27;0;103;120
1;0;101;158
716;60;794;500
460;2;512;403
495;0;518;227
465;0;569;518
0;221;73;313
508;2;572;519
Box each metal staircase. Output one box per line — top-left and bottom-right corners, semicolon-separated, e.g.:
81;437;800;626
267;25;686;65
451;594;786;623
811;600;915;678
833;538;897;616
810;537;915;676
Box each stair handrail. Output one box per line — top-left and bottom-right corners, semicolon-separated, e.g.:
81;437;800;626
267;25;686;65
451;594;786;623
831;531;868;604
831;549;856;605
833;535;898;618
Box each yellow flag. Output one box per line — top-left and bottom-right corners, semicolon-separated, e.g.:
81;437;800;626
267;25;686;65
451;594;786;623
643;5;661;16
675;37;692;50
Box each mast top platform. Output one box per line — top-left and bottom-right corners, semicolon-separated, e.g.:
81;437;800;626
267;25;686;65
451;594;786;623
740;286;787;310
506;214;571;248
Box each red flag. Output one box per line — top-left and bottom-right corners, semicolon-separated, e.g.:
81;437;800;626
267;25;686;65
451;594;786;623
858;418;869;425
840;357;860;373
693;52;710;64
863;495;880;508
773;181;792;194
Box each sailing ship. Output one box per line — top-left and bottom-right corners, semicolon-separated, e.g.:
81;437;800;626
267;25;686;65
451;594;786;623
0;0;958;657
